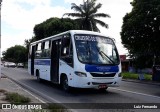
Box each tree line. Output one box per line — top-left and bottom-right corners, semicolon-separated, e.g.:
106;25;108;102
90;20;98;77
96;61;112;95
121;0;160;68
3;0;160;69
3;0;109;64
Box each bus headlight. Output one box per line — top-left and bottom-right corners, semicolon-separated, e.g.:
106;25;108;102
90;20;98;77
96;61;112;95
75;71;87;77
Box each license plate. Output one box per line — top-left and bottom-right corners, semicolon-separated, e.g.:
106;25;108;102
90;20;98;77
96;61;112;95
98;85;107;89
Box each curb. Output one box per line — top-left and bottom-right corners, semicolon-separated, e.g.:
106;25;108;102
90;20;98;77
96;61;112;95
122;79;160;86
6;76;61;103
2;73;76;112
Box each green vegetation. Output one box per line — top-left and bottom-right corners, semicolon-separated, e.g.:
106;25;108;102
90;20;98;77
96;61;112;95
122;72;152;81
33;17;80;41
5;92;31;104
121;0;160;68
1;90;66;111
24;17;81;52
144;74;152;81
64;0;110;32
47;104;67;110
31;104;68;112
2;45;27;64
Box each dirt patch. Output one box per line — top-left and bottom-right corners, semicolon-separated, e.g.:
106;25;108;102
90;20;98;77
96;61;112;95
0;89;9;103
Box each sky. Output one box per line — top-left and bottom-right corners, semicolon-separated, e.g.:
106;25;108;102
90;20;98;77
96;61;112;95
1;0;133;55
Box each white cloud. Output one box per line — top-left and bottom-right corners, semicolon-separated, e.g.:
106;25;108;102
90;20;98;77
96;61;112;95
1;0;70;52
6;0;51;7
97;0;132;54
64;0;82;4
1;0;133;55
62;0;133;54
2;0;70;31
2;32;29;51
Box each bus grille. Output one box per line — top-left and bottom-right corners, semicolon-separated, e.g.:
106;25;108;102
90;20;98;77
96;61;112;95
90;73;116;77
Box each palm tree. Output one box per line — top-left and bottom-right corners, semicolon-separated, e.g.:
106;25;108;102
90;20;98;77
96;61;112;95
63;0;110;32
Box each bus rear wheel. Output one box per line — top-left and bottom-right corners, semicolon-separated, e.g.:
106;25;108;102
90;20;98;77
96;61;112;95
62;76;70;92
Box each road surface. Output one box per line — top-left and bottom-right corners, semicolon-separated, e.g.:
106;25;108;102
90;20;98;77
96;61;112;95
1;67;160;111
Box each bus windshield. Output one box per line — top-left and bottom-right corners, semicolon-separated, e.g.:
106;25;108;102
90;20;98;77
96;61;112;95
75;34;119;65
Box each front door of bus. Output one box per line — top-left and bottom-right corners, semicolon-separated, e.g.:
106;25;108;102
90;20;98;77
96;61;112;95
51;39;61;83
31;46;35;75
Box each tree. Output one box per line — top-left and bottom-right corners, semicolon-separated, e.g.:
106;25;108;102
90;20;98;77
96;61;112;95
24;37;35;54
33;17;80;41
63;0;110;32
2;45;27;64
121;0;160;68
24;17;80;52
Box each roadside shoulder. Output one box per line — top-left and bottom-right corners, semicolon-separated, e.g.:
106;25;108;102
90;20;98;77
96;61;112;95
122;79;160;86
0;75;43;103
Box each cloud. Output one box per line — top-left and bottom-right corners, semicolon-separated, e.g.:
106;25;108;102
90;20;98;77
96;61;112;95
2;0;70;31
1;0;70;52
64;0;82;4
1;0;133;55
96;0;132;54
2;31;30;50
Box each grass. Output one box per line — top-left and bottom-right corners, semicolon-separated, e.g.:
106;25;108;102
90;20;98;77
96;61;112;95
122;72;152;81
31;104;69;112
144;74;152;80
5;92;31;104
47;104;67;111
2;91;67;112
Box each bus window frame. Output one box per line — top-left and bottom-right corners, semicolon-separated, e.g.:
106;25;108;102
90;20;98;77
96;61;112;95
60;34;73;67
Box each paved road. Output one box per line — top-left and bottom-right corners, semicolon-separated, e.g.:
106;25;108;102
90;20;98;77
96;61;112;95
2;67;160;111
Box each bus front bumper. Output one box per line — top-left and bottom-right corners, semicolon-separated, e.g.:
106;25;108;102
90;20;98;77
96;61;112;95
69;77;122;88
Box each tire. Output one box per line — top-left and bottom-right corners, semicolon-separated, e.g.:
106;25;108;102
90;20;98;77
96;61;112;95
36;70;41;82
62;76;70;92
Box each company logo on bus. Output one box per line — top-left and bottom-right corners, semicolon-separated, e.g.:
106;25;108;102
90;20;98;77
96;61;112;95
96;66;111;72
85;65;119;72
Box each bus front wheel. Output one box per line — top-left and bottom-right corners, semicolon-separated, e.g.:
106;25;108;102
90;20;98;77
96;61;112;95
36;70;41;82
62;76;70;92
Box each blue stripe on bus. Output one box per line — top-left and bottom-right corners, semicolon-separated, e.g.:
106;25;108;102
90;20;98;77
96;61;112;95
85;64;119;72
35;59;50;66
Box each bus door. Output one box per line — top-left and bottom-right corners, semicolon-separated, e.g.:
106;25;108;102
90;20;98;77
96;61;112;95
31;45;35;75
50;39;61;83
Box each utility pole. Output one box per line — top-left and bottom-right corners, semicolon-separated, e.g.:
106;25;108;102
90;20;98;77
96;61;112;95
0;0;2;79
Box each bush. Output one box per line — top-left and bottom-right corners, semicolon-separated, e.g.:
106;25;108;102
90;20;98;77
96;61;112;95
5;92;31;104
122;72;152;80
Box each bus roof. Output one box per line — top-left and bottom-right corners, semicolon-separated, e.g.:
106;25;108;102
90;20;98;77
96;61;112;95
30;30;109;45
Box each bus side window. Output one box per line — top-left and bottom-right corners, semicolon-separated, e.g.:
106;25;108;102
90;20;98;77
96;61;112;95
35;43;42;58
61;35;70;56
61;34;73;66
41;41;50;58
37;43;41;51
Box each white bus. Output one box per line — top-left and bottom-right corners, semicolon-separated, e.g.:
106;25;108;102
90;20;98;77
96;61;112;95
28;30;122;91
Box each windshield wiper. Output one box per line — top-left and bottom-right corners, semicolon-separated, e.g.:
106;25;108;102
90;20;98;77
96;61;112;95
100;51;115;64
95;46;115;64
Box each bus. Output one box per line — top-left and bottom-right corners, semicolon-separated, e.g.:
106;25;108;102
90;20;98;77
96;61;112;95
28;30;122;91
